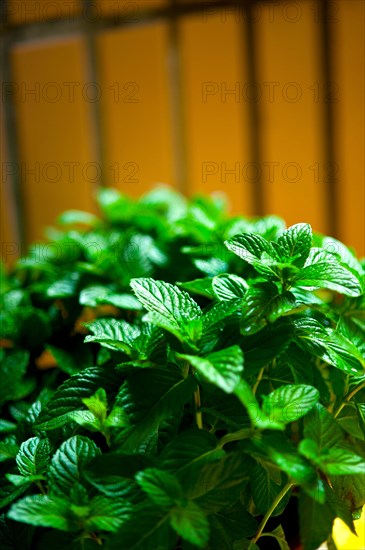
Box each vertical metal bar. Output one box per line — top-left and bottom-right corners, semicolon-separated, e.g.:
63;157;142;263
243;1;264;216
1;13;26;251
82;0;105;188
319;0;338;238
167;0;188;195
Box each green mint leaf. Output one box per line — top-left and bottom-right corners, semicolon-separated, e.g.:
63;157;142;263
234;380;285;430
34;367;119;430
293;248;363;296
295;318;365;374
8;495;76;531
159;430;224;475
242;319;294;372
299;490;335;550
58;210;99;226
179;346;244;393
16;437;51;476
184;452;251;513
0;419;17;434
0;350;30;406
130;278;201;330
84;453;153;497
0;481;31;510
6;473;44;487
177;278;215;299
261;384;320;425
225;233;278;264
135;468;184;507
241;283;296;335
303;404;343;451
212;274;248;301
84;496;131;532
0;436;19;463
82;388;108;423
250;463;289;517
170;501;209;548
107;504;174;550
267;524;291;550
252;434;318;491
299;440;365;475
117;366;197;452
276;223;312;267
84;318;140;353
47;435;100;496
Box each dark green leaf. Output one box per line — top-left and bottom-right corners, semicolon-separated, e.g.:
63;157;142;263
35;367;119;430
47;435;100;496
16;437;50;476
170;501;209;548
241;283;295;335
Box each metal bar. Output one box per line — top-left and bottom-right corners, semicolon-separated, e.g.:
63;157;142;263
83;0;105;188
243;1;264;216
1;1;259;43
319;0;339;238
0;23;26;250
167;0;188;194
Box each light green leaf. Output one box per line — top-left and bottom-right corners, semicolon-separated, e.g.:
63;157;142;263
170;501;209;548
82;388;108;423
6;473;45;487
58;210;99;226
295;318;365;374
300;441;365;476
276;223;312;267
130;278;201;330
47;435;100;496
261;385;320;425
16;437;51;476
225;233;278;265
179;346;244;393
294;248;363;297
212;274;248;301
84;318;139;353
177;278;215;299
0;419;17;433
8;495;77;531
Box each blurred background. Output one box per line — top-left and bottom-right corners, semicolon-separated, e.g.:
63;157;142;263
0;0;364;265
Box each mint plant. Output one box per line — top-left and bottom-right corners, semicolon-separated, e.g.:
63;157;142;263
1;187;364;549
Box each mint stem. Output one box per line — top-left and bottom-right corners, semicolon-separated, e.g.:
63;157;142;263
251;481;295;544
194;386;203;429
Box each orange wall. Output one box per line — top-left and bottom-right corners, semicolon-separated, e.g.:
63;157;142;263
1;0;364;257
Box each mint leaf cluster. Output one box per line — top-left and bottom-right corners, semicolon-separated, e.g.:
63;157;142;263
1;187;364;549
